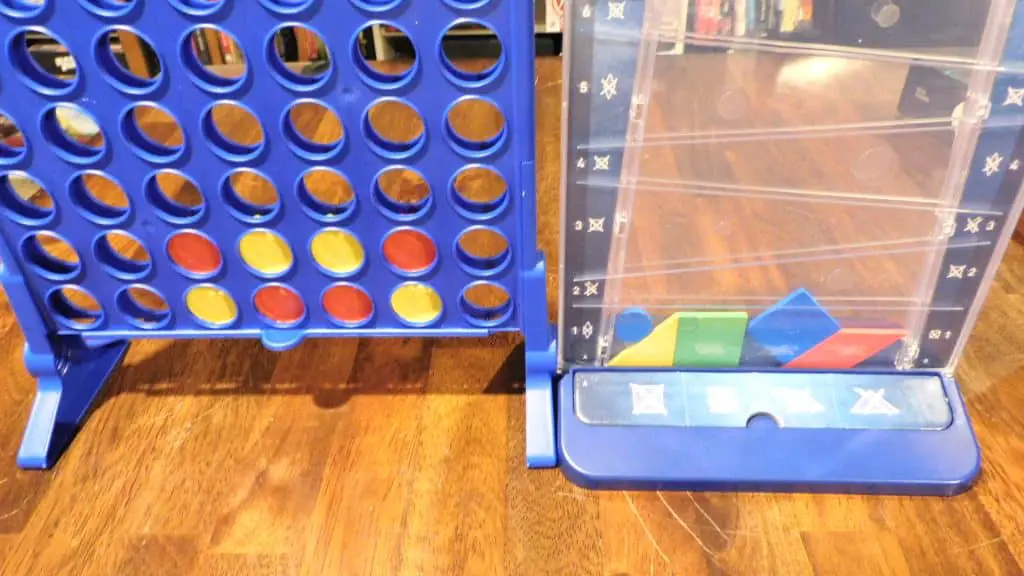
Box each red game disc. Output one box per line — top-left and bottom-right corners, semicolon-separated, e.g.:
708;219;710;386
322;284;373;326
167;231;222;276
254;284;306;326
382;228;436;274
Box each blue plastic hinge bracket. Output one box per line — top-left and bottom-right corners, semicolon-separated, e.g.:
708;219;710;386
0;246;129;469
519;159;557;468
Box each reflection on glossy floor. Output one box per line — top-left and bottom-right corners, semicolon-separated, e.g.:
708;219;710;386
2;58;1024;576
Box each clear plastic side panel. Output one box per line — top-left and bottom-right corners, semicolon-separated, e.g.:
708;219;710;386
561;0;1024;372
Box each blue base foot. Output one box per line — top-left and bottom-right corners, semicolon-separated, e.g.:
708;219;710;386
525;371;557;467
17;340;130;469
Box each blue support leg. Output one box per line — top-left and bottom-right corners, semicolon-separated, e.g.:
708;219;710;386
525;340;557;468
17;338;129;469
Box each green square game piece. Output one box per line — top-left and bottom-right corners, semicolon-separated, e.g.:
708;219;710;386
673;312;749;367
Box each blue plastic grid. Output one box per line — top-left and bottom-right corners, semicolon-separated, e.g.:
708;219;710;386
0;0;555;469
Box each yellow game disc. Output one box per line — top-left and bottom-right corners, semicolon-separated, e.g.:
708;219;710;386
186;285;238;326
391;282;442;325
238;229;293;276
310;228;364;276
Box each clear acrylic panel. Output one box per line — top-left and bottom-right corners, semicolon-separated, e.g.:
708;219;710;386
560;0;1024;372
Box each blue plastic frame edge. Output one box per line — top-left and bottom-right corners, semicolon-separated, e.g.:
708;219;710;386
515;2;557;469
0;0;558;470
558;368;982;495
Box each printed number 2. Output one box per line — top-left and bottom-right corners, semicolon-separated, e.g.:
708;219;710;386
573;286;581;296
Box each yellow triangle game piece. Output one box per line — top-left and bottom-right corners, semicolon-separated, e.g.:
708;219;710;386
609;313;680;367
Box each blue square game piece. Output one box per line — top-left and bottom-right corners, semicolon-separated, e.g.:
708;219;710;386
746;289;840;364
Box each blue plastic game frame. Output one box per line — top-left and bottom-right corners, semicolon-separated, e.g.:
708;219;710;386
555;0;1024;494
0;0;557;469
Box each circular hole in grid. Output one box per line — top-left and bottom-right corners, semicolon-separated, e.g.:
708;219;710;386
268;24;332;92
47;285;103;330
254;283;306;327
21;231;81;281
374;166;430;219
0;110;27;165
167;230;222;278
94;230;151;280
169;0;225;17
223;169;279;223
350;0;404;13
353;22;417;88
455;226;510;276
145;170;205;224
322;283;373;327
259;0;315;15
116;284;171;329
391;282;442;326
440;20;504;87
0;0;48;19
445;97;506;157
1;172;54;226
364;99;425;159
311;228;365;277
297;167;355;222
382;227;437;276
201;100;266;161
9;28;77;96
69;171;130;225
239;229;294;278
451;165;508;219
441;0;492;10
78;0;137;18
96;28;161;94
181;25;246;94
283;100;344;160
121;103;185;164
41;104;106;165
186;284;238;328
202;101;265;162
459;281;512;326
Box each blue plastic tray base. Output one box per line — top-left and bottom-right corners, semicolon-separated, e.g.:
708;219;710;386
558;368;981;495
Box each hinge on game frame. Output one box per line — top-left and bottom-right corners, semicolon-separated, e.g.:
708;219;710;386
895;341;920;370
596;334;612;363
939;211;958;239
613;210;630;235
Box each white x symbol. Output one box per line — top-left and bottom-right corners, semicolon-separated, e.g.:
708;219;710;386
948;265;966;279
1005;87;1024;107
593;155;611;171
984;153;1004;177
964;216;983;234
584;281;599;296
608;0;626;19
600;74;619;100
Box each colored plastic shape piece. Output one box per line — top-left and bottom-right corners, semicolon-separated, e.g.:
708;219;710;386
614;307;654;343
673;312;748;368
746;289;841;365
609;313;680;367
787;325;907;369
610;311;749;368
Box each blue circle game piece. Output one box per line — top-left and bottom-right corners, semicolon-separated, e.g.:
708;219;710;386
615;307;654;344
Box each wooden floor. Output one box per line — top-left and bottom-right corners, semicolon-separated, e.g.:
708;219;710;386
4;57;1024;575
